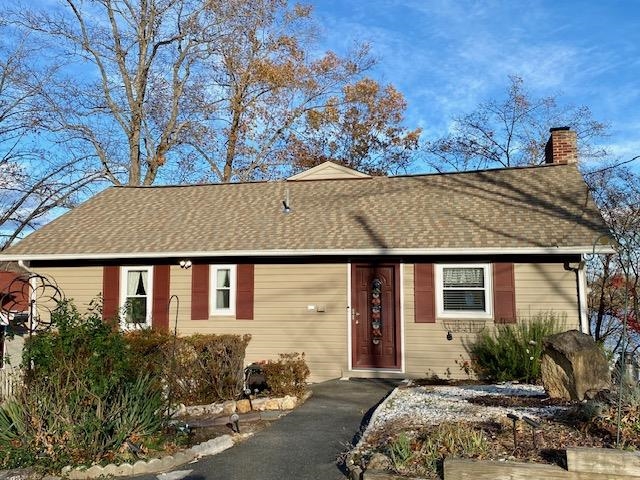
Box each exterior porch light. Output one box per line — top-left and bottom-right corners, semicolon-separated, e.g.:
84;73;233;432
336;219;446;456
179;260;192;269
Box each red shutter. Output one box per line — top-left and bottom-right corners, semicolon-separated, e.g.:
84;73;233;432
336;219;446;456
102;266;120;322
191;264;210;320
493;263;516;324
236;264;254;320
152;265;170;332
414;263;435;323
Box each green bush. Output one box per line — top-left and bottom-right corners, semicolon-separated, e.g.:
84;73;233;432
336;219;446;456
0;301;165;470
24;301;133;394
261;352;310;397
124;330;251;404
468;311;565;383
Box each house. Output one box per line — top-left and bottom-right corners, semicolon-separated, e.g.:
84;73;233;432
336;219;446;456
0;128;612;381
0;262;30;369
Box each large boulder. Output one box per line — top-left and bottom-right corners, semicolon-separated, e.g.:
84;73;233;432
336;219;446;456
541;330;610;401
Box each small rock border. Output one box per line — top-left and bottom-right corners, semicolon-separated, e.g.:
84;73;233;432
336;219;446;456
62;436;234;480
176;391;312;417
61;391;313;480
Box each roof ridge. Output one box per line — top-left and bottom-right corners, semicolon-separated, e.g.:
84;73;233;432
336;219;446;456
389;162;574;180
112;163;574;190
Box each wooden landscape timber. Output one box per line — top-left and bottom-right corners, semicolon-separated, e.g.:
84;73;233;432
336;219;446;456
444;448;640;479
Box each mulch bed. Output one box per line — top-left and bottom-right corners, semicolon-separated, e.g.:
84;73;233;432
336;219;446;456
468;393;572;408
355;383;638;479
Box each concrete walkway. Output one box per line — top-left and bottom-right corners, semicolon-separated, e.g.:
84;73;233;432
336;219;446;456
136;378;399;480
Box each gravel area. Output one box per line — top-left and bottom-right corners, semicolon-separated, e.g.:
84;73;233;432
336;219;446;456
367;383;568;434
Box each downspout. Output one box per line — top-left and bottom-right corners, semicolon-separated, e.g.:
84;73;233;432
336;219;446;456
17;260;35;274
564;258;589;334
577;257;590;334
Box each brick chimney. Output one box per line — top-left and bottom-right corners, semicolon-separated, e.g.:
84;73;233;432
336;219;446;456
545;127;577;165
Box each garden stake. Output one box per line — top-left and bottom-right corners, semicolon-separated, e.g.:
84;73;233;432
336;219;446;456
166;295;180;421
507;413;520;448
523;416;540;449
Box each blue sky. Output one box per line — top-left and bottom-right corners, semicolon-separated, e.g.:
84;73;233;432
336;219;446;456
309;0;640;167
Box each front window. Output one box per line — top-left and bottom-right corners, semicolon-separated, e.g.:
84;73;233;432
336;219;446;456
436;264;492;318
211;265;236;315
120;267;153;328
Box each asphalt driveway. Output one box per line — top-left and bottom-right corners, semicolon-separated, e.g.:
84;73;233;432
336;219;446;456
136;378;399;480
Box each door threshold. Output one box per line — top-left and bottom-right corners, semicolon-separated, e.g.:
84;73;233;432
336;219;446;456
345;369;406;380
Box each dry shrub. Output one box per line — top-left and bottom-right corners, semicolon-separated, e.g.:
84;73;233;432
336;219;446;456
0;302;164;470
261;352;310;397
124;331;251;404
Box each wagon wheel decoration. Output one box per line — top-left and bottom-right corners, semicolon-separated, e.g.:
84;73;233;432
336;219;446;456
371;278;383;345
0;274;64;332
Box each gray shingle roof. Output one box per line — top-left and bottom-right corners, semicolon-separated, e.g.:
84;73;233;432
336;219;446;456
1;164;609;259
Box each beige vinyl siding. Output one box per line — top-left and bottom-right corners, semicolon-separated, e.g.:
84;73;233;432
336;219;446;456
403;262;578;379
173;264;348;382
514;263;578;328
404;263;477;379
3;267;102;369
33;266;103;313
27;261;578;383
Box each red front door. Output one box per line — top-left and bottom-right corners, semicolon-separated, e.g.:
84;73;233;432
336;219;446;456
352;264;401;369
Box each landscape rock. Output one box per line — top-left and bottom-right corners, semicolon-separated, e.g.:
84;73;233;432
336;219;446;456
0;469;33;480
171;404;187;417
541;330;610;401
280;395;297;410
236;399;251;413
251;398;268;411
367;453;392;471
190;435;234;457
265;398;281;410
221;400;236;415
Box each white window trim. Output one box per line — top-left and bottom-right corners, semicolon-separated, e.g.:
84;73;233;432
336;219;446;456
435;263;493;319
210;265;236;316
119;266;154;329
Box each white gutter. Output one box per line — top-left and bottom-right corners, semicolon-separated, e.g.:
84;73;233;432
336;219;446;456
17;260;35;274
0;245;616;262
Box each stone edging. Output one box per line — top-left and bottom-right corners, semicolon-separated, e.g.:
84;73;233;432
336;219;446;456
60;390;314;480
345;386;402;480
62;435;235;479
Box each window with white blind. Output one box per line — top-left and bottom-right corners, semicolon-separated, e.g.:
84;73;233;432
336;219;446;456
210;265;236;316
120;266;153;328
436;264;492;318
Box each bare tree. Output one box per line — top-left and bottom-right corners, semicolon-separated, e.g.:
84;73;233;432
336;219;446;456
425;75;608;172
10;0;222;186
9;0;421;185
585;165;640;352
0;29;102;248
